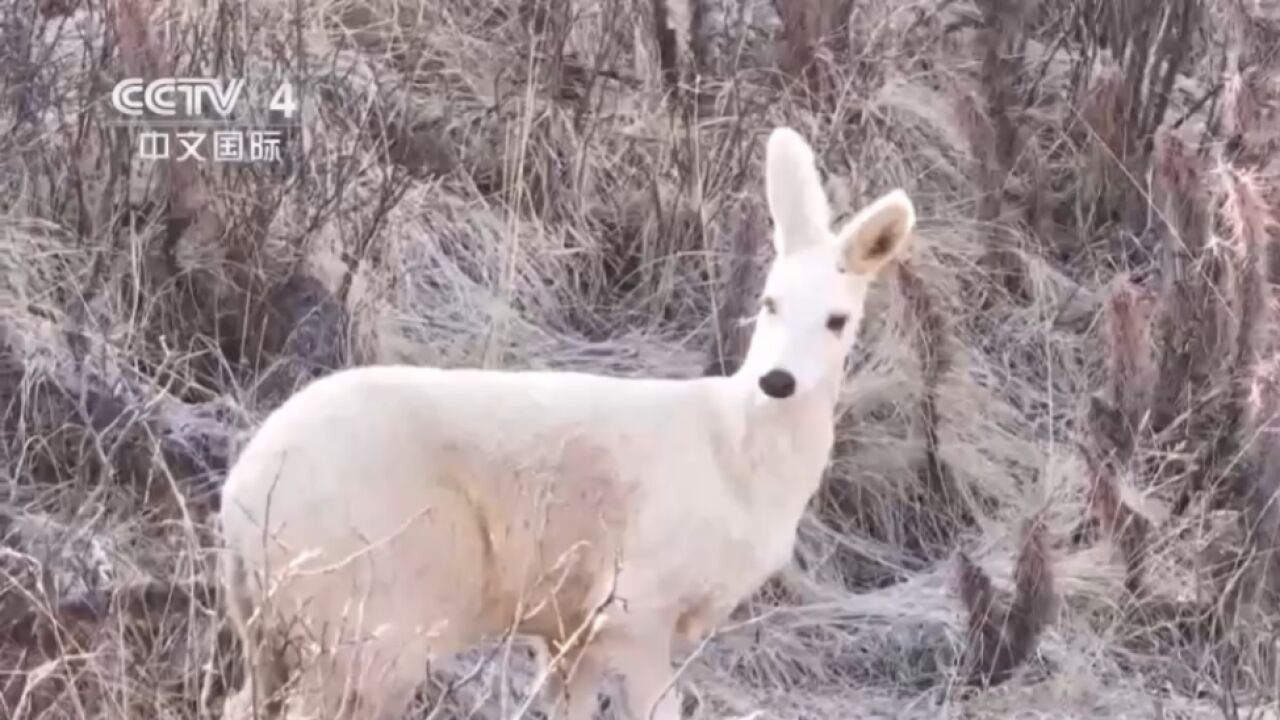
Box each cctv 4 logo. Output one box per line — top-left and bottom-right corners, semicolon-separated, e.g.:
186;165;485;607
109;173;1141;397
111;78;297;119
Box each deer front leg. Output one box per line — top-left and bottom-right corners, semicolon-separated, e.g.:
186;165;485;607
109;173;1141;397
610;628;680;720
547;621;681;720
537;636;607;720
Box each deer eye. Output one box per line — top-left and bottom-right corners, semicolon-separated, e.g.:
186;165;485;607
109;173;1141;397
762;297;778;314
826;314;849;333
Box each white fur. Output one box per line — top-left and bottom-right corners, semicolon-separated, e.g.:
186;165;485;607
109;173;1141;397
217;127;916;720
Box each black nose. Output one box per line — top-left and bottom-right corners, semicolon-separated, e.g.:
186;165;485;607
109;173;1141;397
758;370;796;399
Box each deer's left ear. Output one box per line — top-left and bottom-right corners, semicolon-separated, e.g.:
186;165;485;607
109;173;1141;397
836;189;916;275
765;126;833;257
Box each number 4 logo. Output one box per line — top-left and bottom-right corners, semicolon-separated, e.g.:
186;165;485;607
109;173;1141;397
269;82;298;119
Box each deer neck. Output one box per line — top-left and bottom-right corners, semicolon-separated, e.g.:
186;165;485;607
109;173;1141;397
713;365;842;512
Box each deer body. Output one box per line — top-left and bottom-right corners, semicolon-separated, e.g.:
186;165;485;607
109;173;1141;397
218;127;917;720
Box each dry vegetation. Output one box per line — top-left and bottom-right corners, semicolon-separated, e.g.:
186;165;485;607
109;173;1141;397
3;0;1280;717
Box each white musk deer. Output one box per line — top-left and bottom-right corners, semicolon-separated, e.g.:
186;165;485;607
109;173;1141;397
218;126;916;720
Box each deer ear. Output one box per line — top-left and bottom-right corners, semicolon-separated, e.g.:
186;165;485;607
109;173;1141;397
836;189;915;275
765;127;831;256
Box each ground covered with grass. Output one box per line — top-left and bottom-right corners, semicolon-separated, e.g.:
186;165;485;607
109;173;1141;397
3;0;1280;717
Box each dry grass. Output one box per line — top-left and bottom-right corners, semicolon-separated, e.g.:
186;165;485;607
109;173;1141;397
3;0;1280;718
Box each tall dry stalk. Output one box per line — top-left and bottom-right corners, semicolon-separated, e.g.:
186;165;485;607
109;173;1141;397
651;0;685;99
1214;166;1272;472
897;261;965;547
1150;129;1232;515
1083;447;1152;599
956;516;1056;688
1221;0;1280;283
971;0;1026;298
773;0;853;104
1085;275;1157;467
1241;356;1280;617
1146;126;1271;518
704;204;766;377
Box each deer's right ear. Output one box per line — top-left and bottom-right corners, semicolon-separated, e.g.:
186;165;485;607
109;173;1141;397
765;127;831;257
836;189;915;276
